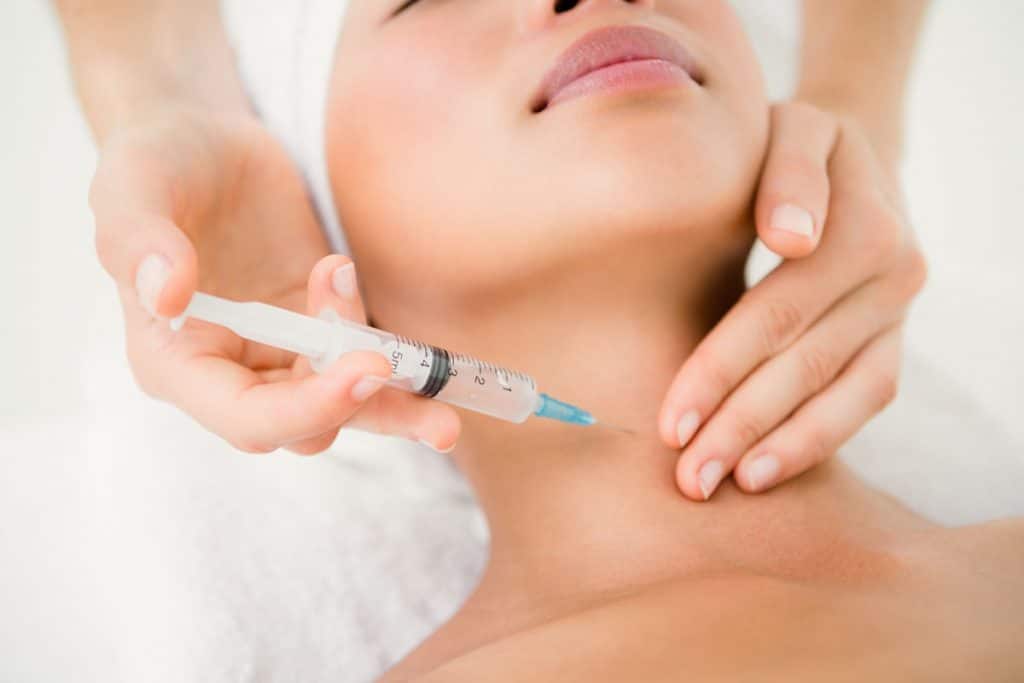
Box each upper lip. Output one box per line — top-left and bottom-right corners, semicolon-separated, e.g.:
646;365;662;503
532;25;703;113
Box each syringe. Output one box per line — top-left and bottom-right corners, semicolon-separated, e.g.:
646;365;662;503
170;292;605;427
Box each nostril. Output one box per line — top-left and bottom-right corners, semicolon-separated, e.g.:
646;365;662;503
555;0;635;13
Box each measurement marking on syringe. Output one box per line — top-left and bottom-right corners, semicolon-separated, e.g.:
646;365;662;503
450;352;533;384
395;343;538;393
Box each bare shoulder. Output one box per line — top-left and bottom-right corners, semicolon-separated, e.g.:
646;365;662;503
413;551;1024;683
913;517;1024;577
412;575;904;683
964;516;1024;553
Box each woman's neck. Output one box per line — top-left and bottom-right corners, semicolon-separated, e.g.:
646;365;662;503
377;230;933;680
436;238;925;597
441;236;755;594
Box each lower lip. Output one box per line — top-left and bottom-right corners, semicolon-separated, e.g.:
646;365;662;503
544;59;695;111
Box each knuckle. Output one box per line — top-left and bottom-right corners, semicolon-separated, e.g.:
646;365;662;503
764;176;827;222
797;346;837;392
897;246;929;299
756;297;804;353
801;426;833;464
771;153;825;189
87;157;114;213
287;439;331;456
859;205;904;264
307;440;334;455
229;435;275;455
88;144;140;212
870;371;901;412
693;350;735;398
92;220;118;275
728;409;768;447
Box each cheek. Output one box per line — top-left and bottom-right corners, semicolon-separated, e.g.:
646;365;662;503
681;3;771;192
343;37;471;161
326;33;507;314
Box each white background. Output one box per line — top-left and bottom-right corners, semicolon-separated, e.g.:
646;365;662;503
1;2;1022;681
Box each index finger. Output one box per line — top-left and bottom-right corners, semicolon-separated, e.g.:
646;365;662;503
160;347;394;453
657;128;901;449
658;284;826;449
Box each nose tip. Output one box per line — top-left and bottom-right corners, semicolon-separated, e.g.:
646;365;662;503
523;0;654;32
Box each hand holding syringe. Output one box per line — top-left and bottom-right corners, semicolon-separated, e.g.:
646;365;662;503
173;292;613;429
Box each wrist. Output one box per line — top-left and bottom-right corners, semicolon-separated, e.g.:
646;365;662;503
58;0;252;144
793;86;905;171
72;54;252;144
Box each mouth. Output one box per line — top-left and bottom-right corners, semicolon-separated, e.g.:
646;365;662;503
531;25;704;114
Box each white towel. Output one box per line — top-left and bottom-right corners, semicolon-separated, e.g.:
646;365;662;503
220;0;352;255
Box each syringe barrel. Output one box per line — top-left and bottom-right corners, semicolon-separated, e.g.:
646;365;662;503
312;315;540;424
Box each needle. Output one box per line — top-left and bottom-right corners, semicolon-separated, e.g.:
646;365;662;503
593;420;638;436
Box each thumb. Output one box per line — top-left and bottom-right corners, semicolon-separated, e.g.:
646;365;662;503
754;103;836;260
100;212;199;319
90;149;198;318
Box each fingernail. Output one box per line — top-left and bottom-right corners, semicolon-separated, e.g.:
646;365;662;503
698;460;725;500
747;455;780;492
419;439;456;454
770;204;815;237
332;262;357;300
675;410;700;448
350;375;388;402
136;254;171;317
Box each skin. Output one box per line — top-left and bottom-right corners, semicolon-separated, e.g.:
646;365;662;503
664;0;932;499
54;0;462;453
313;0;1023;679
53;0;930;492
